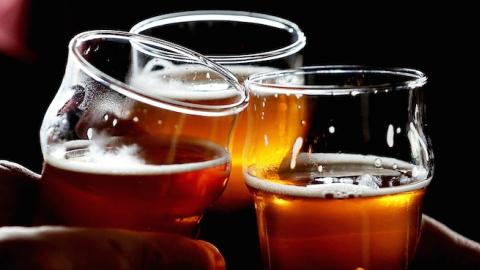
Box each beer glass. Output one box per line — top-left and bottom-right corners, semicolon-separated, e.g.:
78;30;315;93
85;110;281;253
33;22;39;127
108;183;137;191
131;11;306;268
38;30;247;236
244;66;433;270
131;10;306;211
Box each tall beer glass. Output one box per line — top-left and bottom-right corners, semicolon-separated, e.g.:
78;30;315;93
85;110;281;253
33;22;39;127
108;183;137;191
244;66;433;270
131;11;306;268
38;30;247;236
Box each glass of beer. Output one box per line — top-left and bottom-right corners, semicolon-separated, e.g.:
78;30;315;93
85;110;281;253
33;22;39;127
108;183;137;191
244;66;433;270
131;10;306;211
37;30;247;236
131;11;306;268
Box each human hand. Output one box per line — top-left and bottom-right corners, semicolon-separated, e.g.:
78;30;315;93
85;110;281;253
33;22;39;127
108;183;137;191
0;226;224;270
411;214;480;269
0;161;224;270
2;160;480;270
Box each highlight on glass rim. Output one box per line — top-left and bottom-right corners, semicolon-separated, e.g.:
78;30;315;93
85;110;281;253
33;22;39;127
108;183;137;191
1;3;477;270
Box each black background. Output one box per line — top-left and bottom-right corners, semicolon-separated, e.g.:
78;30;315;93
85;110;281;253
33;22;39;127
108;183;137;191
2;0;477;243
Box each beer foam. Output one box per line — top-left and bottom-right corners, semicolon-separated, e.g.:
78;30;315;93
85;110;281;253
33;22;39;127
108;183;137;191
128;63;275;101
245;153;431;198
46;139;229;175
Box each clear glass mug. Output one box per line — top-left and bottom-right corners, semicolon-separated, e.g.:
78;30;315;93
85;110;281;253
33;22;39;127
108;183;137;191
38;30;247;236
244;66;433;270
130;10;306;212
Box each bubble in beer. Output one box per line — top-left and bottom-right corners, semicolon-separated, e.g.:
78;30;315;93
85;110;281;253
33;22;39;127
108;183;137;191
133;116;139;122
103;114;109;122
392;163;398;170
374;158;382;168
350;90;360;96
301;120;306;126
357;174;380;189
329;126;335;134
317;165;323;172
112;119;118;127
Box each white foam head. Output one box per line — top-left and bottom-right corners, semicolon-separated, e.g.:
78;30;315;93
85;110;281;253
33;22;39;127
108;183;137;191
245;153;431;198
128;61;277;101
46;138;229;175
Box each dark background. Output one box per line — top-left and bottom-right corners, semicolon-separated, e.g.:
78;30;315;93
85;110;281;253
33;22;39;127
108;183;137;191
2;0;477;243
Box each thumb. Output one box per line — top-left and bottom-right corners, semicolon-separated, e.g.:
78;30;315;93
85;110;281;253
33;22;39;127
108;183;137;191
0;226;225;270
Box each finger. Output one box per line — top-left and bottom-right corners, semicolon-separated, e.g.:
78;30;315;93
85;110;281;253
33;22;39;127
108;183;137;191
411;214;480;269
0;226;225;270
0;161;40;226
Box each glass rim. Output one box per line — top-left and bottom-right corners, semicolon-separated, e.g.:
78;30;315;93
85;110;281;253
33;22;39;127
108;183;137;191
245;65;428;95
130;10;307;64
69;30;248;117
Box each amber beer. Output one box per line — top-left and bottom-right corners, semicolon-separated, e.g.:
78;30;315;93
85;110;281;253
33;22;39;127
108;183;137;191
130;64;299;210
38;136;230;236
245;154;430;270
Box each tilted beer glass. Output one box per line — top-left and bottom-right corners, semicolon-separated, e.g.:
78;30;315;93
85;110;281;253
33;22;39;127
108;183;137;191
38;30;247;236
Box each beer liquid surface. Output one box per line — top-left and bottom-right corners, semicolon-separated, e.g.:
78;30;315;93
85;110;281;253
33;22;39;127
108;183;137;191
246;154;429;270
38;137;230;235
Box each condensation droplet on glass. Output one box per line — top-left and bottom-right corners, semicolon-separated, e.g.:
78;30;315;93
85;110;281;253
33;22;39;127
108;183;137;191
414;105;419;124
133;116;139;123
87;128;93;140
157;120;163;125
297;105;302;109
329;126;335;133
396;127;401;134
295;94;302;99
264;134;269;146
374;90;378;94
261;112;265;120
290;137;303;169
387;124;394;147
112;119;118;127
301;120;306;126
274;93;279;98
262;101;266;108
103;114;109;122
374;158;382;168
